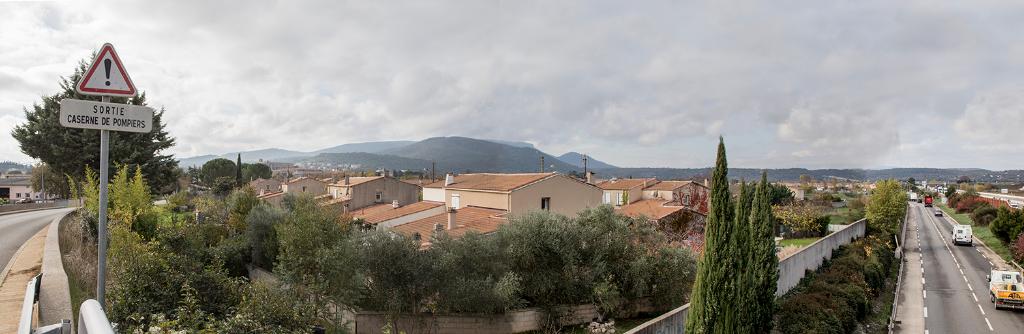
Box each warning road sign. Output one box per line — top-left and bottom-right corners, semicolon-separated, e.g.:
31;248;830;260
59;99;153;133
76;43;137;97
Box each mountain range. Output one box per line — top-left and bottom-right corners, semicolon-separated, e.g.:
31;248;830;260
175;137;1024;182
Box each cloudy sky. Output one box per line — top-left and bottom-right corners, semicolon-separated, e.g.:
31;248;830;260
2;0;1023;170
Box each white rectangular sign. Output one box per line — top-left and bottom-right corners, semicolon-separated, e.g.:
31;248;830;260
59;99;153;133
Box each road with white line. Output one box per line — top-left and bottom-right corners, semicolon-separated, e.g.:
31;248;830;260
896;202;1024;333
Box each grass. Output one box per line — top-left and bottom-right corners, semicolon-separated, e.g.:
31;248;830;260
936;203;1015;264
779;237;822;247
58;211;97;324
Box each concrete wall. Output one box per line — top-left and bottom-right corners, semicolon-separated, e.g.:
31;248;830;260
283;178;327;196
338;178;421;211
624;219;867;334
0;201;69;214
445;189;509;211
510;175;603;217
776;218;866;296
356;302;654;334
622;304;688;334
423;187;445;202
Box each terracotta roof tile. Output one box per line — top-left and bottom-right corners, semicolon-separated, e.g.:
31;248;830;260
391;206;508;247
422;173;556;192
352;201;445;225
596;178;658;190
616;199;683;220
644;180;701;191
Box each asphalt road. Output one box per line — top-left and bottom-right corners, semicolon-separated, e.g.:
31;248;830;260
0;208;76;274
912;202;1024;333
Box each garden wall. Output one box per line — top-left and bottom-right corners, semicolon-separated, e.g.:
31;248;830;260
355;302;655;334
623;219;867;334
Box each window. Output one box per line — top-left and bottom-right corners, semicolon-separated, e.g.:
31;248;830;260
16;193;21;198
603;193;611;204
302;186;307;192
684;194;691;205
541;197;551;210
451;194;461;209
375;191;383;201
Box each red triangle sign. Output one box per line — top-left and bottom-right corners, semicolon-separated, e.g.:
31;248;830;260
76;43;137;97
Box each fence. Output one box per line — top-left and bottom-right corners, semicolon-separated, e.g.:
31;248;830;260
624;219;868;334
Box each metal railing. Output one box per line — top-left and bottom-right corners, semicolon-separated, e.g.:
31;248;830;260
77;299;115;334
18;273;72;334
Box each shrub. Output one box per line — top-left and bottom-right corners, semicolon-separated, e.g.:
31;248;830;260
971;205;998;227
955;196;987;214
1012;233;1024;264
246;204;284;270
991;207;1024;244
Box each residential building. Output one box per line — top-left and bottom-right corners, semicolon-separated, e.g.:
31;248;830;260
249;178;282;195
0;177;37;201
256;191;285;207
391;206;508;248
282;177;328;197
641;180;709;214
350;200;446;229
327;176;421;212
422;172;603;217
596;178;658;206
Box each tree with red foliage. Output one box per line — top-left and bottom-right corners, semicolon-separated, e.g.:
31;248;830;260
1013;233;1024;263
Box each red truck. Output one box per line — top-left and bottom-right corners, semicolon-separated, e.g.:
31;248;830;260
924;195;934;207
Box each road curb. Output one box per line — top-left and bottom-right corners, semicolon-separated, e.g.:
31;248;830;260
39;212;73;326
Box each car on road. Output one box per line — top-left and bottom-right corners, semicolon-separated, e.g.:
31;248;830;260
14;198;34;204
934;210;943;217
989;270;1024;310
952;225;973;246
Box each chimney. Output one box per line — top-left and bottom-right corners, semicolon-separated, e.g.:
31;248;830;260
392;200;400;208
344;176;350;185
444;174;454;187
447;207;456;230
586;171;593;184
703;178;709;187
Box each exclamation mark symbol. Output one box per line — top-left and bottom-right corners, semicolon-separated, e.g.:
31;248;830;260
103;59;112;86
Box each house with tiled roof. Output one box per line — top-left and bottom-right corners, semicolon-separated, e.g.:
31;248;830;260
391;206;509;249
282;177;328;197
641;180;709;215
422;172;603;217
326;175;421;212
249;178;282;195
0;176;37;201
350;200;446;229
596;178;658;206
256;191;285;207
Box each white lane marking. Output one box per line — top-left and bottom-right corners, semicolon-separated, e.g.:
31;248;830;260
973;293;978;302
968;283;973;291
922;277;926;284
978;303;986;315
964;275;969;283
924;306;928;318
988;261;994;267
985;318;994;331
924;290;927;299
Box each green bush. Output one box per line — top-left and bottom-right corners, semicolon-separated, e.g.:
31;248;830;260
991;207;1024;244
971;205;999;227
775;235;895;334
245;204;283;270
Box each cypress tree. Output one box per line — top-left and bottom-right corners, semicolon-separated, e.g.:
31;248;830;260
724;181;754;332
749;172;779;332
235;153;243;185
685;137;734;334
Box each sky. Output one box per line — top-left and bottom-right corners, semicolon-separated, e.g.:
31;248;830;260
1;0;1023;170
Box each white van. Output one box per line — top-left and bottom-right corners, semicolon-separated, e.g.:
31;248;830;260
952;225;973;246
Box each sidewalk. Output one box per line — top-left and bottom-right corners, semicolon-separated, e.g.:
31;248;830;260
894;207;924;333
0;226;49;333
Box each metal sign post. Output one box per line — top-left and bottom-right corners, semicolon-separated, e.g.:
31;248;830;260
60;43;148;309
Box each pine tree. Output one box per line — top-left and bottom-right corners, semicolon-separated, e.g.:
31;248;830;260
685;137;734;334
12;57;179;194
749;172;779;333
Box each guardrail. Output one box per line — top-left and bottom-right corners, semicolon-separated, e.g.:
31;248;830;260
78;299;115;334
18;273;72;334
888;204;910;333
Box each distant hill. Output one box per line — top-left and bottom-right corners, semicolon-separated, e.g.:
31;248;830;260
300;152;434;171
595;167;1024;182
382;136;577;173
314;141;415;154
0;161;31;174
177;148;311;168
557;152;616;169
485;139;535;149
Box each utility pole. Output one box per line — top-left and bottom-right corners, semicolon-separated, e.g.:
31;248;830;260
431;161;436;182
540;156;545;173
582;154;588;177
39;163;45;202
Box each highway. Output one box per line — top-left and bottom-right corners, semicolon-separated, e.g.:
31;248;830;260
0;208;76;274
897;202;1024;333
